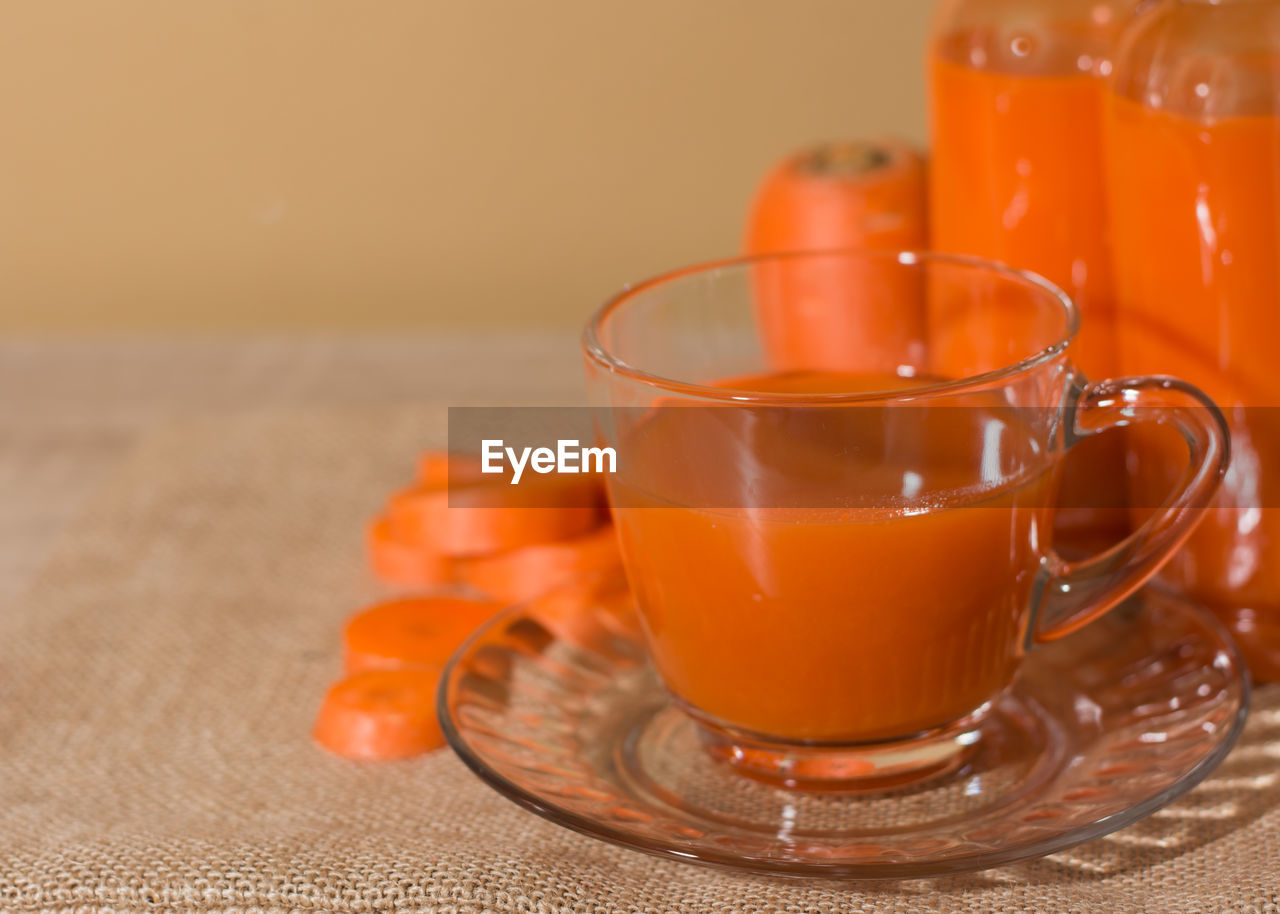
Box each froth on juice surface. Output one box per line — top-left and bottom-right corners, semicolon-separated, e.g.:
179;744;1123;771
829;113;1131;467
607;370;1058;743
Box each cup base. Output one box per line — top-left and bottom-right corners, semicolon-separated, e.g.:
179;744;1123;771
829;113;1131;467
690;705;991;793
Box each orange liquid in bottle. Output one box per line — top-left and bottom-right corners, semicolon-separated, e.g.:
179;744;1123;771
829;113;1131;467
929;28;1129;551
607;370;1055;743
1108;96;1280;678
929;48;1116;376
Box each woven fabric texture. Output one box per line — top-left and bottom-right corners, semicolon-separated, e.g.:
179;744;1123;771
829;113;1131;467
2;406;1278;914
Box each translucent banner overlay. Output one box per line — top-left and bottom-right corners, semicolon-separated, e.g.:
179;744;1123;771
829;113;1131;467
445;405;1256;510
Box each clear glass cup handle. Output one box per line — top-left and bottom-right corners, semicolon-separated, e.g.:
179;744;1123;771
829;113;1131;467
1031;376;1230;644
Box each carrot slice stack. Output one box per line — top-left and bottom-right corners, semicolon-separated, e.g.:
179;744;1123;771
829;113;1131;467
331;449;629;762
385;448;605;557
524;570;639;646
368;449;608;588
455;524;623;603
415;451;491;488
366;516;453;588
343;596;505;674
387;482;603;557
313;668;445;760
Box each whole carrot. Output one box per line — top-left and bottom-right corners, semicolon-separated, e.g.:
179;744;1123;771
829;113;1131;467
745;140;928;373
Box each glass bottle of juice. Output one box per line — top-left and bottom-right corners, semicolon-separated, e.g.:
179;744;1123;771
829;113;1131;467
1106;0;1280;679
928;0;1141;553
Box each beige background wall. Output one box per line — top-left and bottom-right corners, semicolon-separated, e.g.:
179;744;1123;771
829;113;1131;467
0;1;932;330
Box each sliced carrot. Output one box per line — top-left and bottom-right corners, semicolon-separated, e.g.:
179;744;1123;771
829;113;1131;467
595;585;643;638
456;524;622;603
343;596;505;674
417;450;451;487
313;668;444;760
366;515;454;588
388;449;607;556
416;450;486;489
386;479;604;557
523;571;639;646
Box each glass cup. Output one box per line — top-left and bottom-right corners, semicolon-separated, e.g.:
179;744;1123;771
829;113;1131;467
581;250;1228;789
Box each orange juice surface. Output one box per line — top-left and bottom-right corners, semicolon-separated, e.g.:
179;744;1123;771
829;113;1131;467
1108;96;1280;673
608;371;1055;743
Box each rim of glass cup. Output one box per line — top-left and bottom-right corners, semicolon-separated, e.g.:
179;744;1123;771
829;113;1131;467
581;248;1080;403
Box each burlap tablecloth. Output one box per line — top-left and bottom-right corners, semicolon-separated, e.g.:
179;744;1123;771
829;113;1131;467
2;337;1279;913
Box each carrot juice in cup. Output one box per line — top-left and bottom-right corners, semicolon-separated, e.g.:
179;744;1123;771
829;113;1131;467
583;250;1227;788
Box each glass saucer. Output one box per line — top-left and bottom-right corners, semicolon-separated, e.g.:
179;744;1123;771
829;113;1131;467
439;584;1250;879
